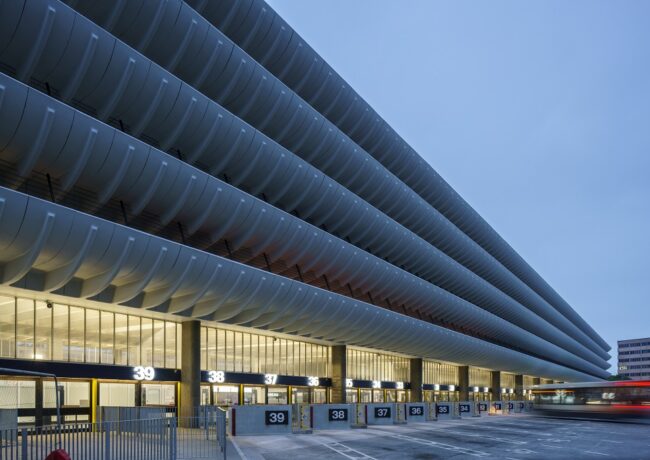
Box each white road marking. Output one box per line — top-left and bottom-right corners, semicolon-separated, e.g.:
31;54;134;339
410;426;526;445
540;444;563;449
317;440;378;460
229;435;248;460
601;440;623;443
369;431;490;457
584;451;610;456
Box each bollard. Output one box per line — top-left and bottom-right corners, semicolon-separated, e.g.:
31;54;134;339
351;403;367;428
395;403;407;424
426;402;437;421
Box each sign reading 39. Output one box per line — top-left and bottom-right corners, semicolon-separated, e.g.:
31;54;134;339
133;366;155;381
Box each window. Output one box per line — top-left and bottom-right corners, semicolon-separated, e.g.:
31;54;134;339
347;349;410;382
52;303;68;361
68;307;84;362
141;318;153;367
128;316;141;366
85;309;100;363
35;301;51;361
165;322;176;369
0;296;15;358
100;312;114;364
114;314;128;365
153;320;165;368
0;294;180;369
16;298;34;360
200;326;331;378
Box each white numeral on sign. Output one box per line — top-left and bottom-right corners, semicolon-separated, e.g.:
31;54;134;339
208;370;225;383
264;374;278;385
332;410;345;419
133;366;155;381
268;412;285;423
346;379;353;388
372;380;381;389
396;381;404;390
307;376;319;387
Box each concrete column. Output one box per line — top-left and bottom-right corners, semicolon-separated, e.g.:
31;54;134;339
181;320;201;419
459;366;470;401
490;371;502;400
409;358;423;402
515;374;524;398
330;345;347;403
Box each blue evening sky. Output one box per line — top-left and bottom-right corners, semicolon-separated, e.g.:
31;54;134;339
266;0;650;370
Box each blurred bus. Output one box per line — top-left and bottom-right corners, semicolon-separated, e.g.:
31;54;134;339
531;381;650;421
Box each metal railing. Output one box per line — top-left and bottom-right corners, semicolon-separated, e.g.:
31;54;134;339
0;418;173;460
0;409;227;460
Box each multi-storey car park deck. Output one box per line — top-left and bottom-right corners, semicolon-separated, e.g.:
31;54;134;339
0;0;608;425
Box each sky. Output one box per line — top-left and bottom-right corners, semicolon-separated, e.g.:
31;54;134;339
266;0;650;370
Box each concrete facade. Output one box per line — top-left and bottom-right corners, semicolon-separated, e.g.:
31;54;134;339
0;0;611;418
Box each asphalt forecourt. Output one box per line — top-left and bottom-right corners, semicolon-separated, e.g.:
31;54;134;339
229;415;649;459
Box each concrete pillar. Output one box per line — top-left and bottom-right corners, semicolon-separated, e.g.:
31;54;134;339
490;371;502;400
180;320;201;419
409;358;423;402
459;366;470;401
515;374;524;398
330;345;347;403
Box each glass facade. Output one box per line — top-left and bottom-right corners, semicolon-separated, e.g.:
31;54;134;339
502;372;516;389
523;375;536;387
346;348;410;382
423;361;459;385
469;367;492;387
200;326;330;377
0;295;181;369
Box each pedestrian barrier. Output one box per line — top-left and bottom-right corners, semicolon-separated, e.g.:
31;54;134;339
405;403;427;422
0;414;227;460
97;406;173;424
312;404;354;430
0;409;17;431
477;402;489;416
229;405;293;436
514;401;526;413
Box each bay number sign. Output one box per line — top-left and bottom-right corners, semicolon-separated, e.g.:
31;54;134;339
374;407;391;418
328;408;348;421
265;410;289;425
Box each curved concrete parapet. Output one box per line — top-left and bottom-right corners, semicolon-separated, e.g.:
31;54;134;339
0;187;607;380
189;0;610;354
